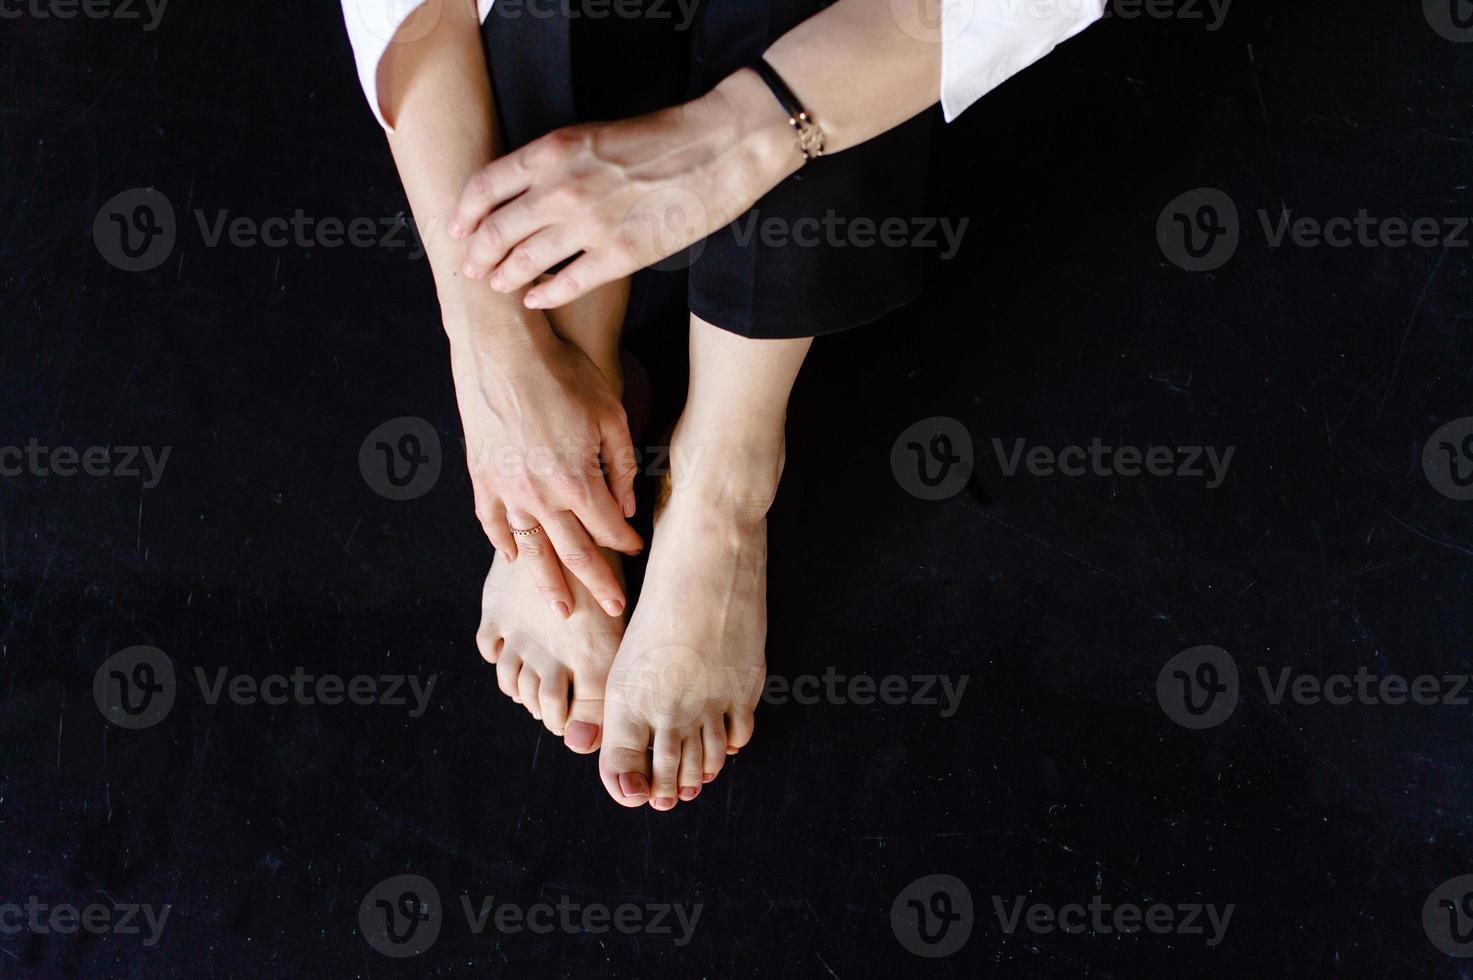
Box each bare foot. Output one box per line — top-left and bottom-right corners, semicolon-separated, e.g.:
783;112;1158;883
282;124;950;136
477;548;626;753
597;467;772;810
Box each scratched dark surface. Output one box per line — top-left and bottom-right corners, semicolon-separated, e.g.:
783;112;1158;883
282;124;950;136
3;0;1472;976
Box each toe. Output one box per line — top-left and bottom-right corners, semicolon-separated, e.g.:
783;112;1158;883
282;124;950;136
538;666;572;735
598;707;653;808
518;668;542;720
495;649;523;701
562;658;608;753
650;729;682;811
700;717;727;783
725;708;755;754
476;628;503;665
677;736;703;801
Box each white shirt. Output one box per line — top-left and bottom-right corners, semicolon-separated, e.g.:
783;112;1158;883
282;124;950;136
341;0;1103;131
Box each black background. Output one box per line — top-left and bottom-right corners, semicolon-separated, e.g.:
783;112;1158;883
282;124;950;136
3;0;1472;975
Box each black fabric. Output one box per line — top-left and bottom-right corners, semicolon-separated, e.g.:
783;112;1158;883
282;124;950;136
482;0;932;339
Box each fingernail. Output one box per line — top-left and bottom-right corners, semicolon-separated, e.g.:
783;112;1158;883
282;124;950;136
489;274;505;291
679;786;699;801
524;293;543;309
618;772;649;797
551;600;570;618
462;261;478;278
602;598;624;617
448;219;464;238
652;797;676;811
726;747;738;755
623;494;636;518
702;772;715;784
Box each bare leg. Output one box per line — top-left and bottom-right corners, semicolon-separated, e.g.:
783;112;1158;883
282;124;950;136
599;314;811;809
476;278;630;753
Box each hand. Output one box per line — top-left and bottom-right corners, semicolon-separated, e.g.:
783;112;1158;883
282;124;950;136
451;319;642;619
448;70;801;310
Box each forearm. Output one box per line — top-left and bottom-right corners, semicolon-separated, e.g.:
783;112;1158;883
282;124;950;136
381;0;551;357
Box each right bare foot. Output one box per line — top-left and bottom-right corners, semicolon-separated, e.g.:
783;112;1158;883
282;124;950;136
476;548;626;753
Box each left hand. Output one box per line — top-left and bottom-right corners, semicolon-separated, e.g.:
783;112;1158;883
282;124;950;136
449;71;800;310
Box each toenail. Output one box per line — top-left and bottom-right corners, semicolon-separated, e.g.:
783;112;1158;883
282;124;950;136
602;598;624;616
565;721;599;751
702;772;715;783
679;786;699;801
652;797;675;810
551;601;570;618
618;772;649;797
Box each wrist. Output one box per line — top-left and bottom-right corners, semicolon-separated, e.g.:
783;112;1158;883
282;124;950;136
704;68;806;198
442;286;556;371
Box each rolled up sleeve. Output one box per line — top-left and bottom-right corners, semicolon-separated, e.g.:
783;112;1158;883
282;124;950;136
340;0;495;131
940;0;1104;122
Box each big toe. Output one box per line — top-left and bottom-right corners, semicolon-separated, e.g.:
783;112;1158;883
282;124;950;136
598;740;652;809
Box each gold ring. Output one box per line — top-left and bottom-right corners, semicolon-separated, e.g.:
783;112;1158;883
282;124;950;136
509;524;544;537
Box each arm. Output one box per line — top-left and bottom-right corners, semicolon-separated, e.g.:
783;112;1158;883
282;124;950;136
446;0;1103;307
362;1;642;617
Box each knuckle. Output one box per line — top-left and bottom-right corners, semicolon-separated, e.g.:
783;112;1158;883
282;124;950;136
559;549;595;570
476;221;503;250
519;538;547;559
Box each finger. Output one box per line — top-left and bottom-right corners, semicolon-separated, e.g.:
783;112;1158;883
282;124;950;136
600;414;640;520
572;488;642;556
508;512;573;618
479;497;518;560
449;152;535;240
524;249;632;310
488;226;583;294
540;511;626;617
461;197;543;280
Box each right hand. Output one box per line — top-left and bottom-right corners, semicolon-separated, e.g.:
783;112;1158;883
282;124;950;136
450;317;641;619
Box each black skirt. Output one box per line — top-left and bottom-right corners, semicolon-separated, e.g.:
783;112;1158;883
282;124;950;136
482;0;932;339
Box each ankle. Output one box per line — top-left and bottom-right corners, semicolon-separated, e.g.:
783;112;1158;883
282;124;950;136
666;433;785;523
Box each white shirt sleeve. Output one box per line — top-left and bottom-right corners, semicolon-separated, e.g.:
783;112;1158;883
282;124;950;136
940;0;1105;122
340;0;1102;132
340;0;495;131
